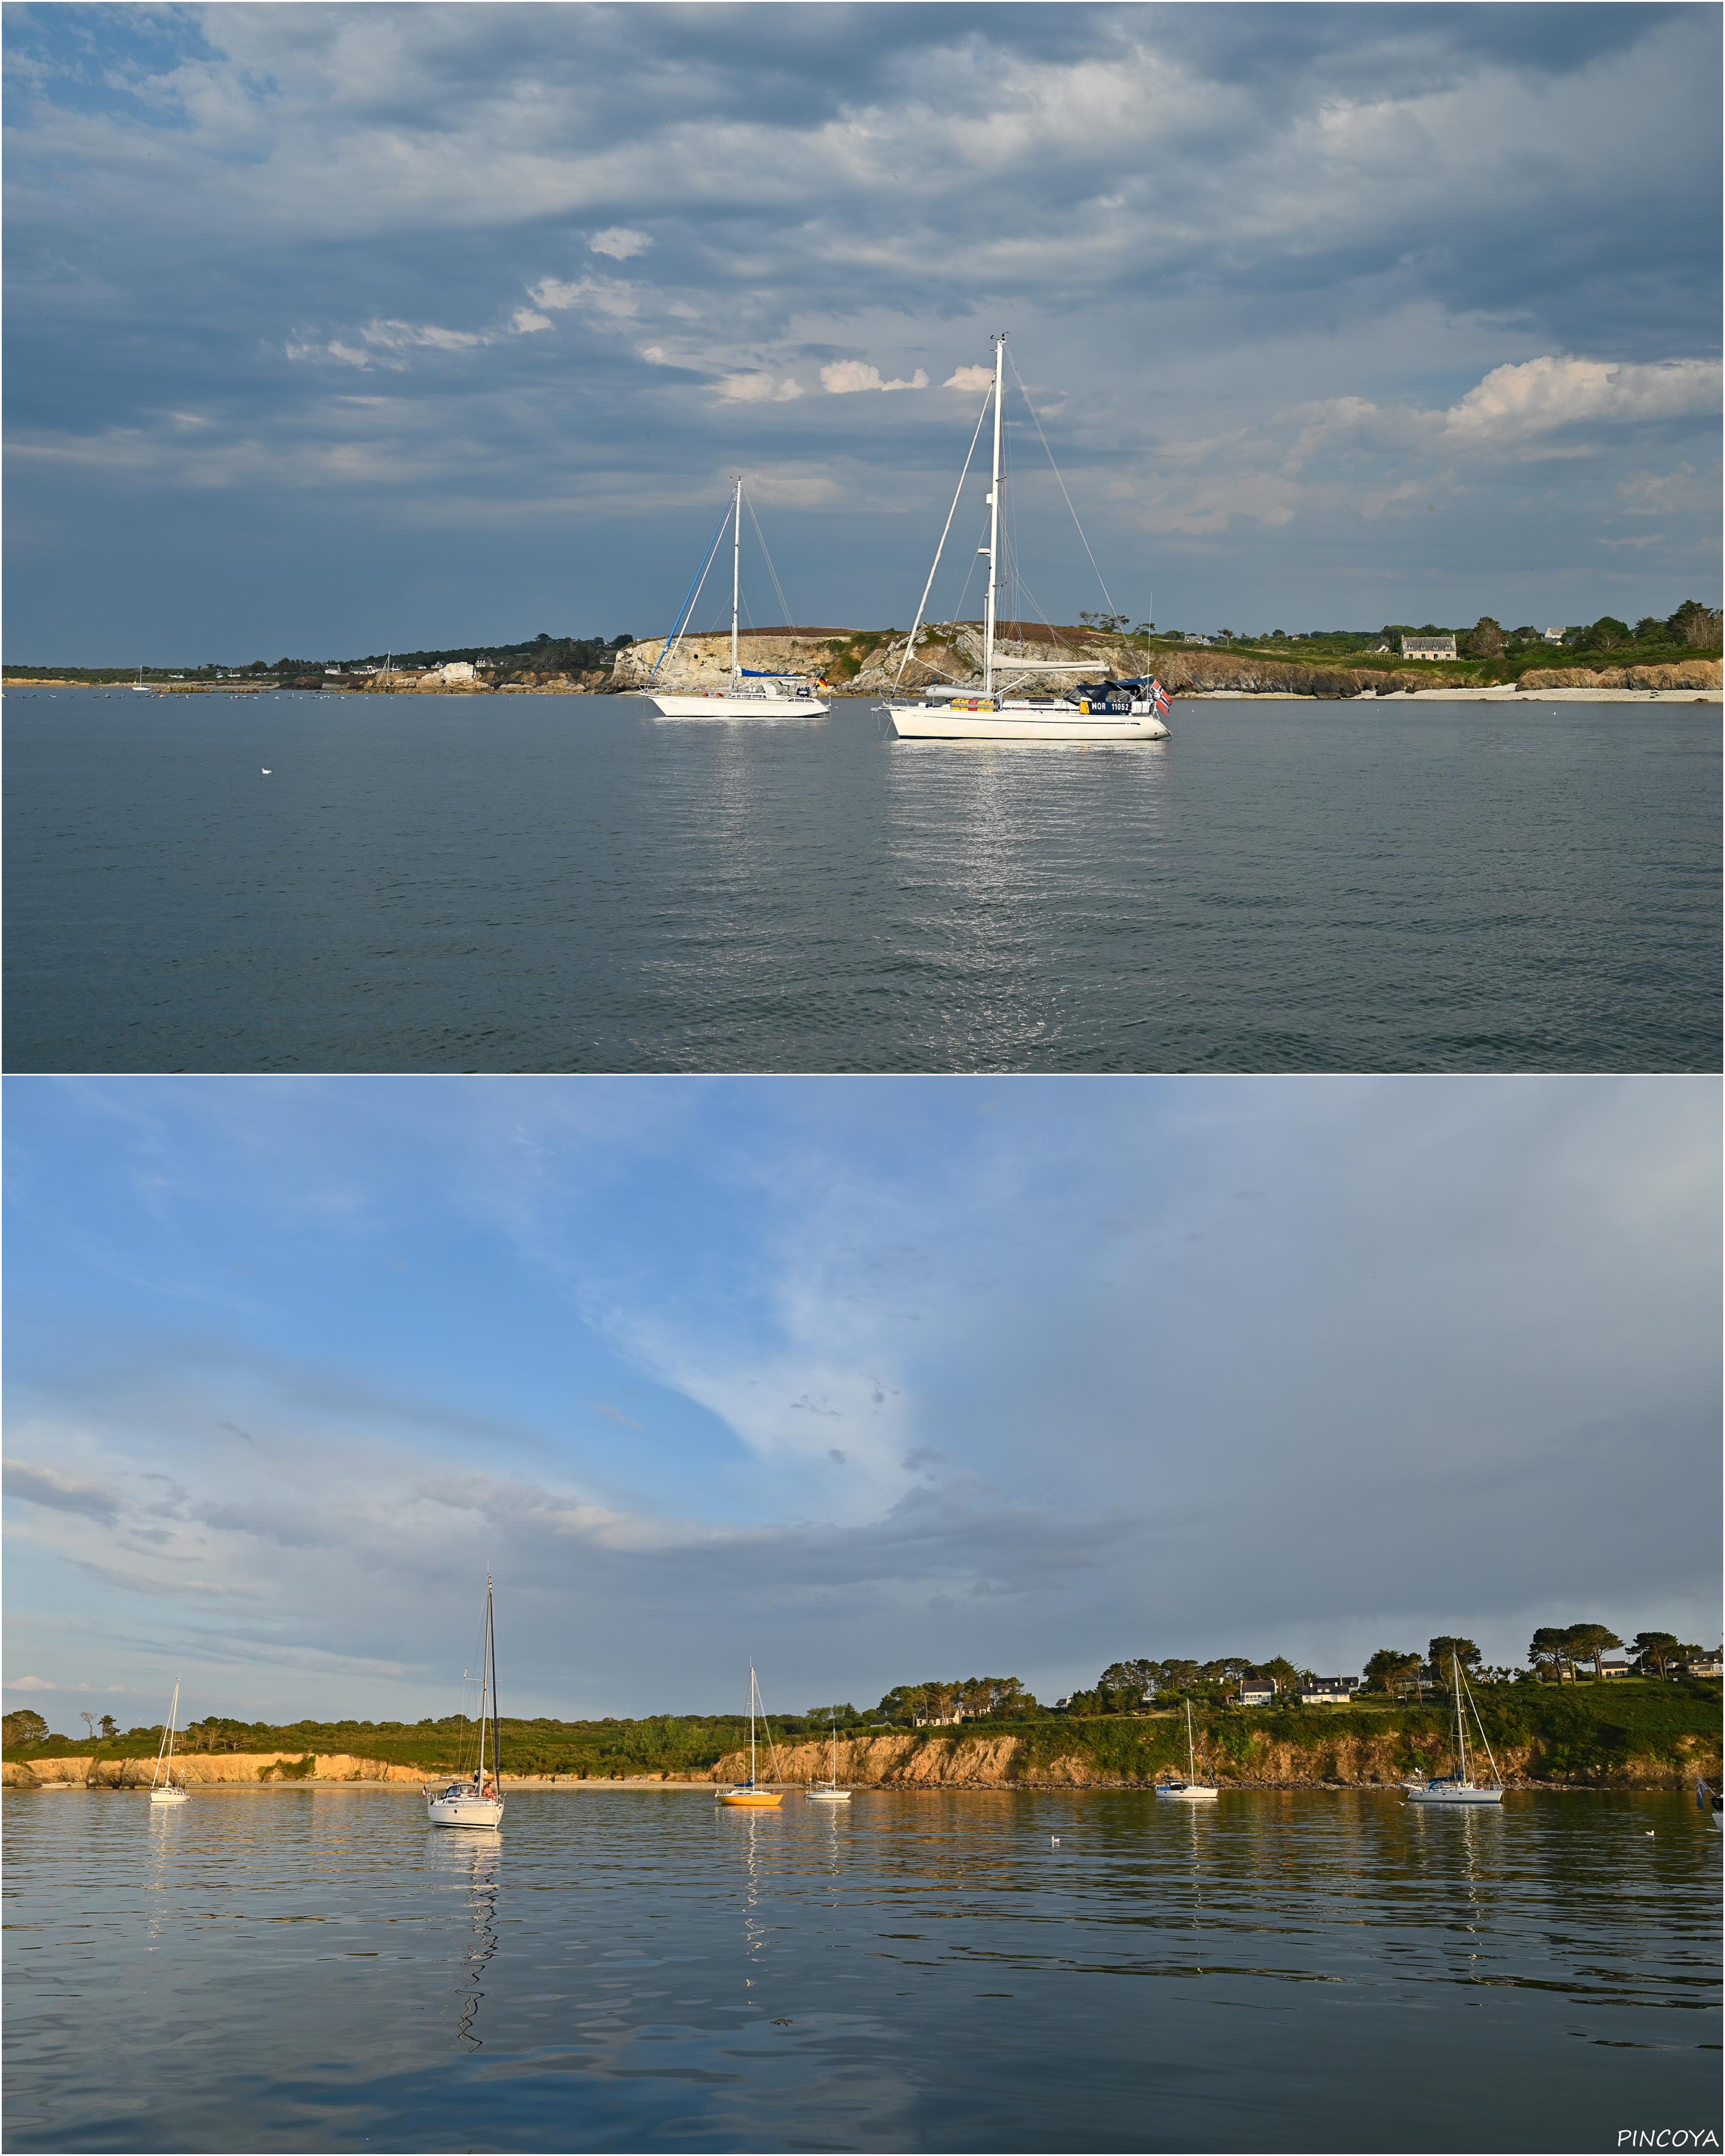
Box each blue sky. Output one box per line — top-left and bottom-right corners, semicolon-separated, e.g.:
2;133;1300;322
5;1075;1717;1729
4;3;1719;664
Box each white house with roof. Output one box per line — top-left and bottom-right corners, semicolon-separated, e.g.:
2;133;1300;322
1299;1677;1360;1706
1400;635;1457;660
1596;1652;1635;1680
1239;1677;1277;1706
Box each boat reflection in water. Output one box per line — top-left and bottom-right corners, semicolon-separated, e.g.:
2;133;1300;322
425;1823;502;2051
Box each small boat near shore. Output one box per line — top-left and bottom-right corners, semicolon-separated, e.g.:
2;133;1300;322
882;335;1170;744
643;478;830;719
1403;1655;1503;1806
807;1709;852;1803
1154;1699;1219;1802
149;1680;189;1806
426;1576;505;1830
719;1664;784;1806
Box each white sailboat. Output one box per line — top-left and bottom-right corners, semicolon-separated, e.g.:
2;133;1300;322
131;665;153;695
1403;1655;1504;1805
426;1576;505;1829
149;1680;190;1806
718;1664;784;1806
884;336;1170;743
643;478;830;719
807;1709;852;1803
1154;1698;1219;1802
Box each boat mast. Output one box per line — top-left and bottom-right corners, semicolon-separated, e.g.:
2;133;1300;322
983;335;1005;698
731;476;743;685
1187;1697;1197;1782
487;1574;500;1792
749;1663;758;1786
1452;1655;1469;1783
155;1680;179;1788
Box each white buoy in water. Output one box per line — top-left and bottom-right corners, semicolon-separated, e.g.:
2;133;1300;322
262;768;271;775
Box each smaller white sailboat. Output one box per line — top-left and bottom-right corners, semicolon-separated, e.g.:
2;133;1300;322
718;1664;784;1806
807;1709;852;1803
642;478;830;719
131;665;153;695
149;1681;190;1805
1403;1655;1504;1805
1154;1698;1219;1802
426;1576;505;1829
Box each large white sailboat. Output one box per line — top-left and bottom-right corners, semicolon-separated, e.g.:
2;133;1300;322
883;336;1170;743
1154;1698;1219;1802
149;1680;190;1806
1403;1655;1504;1806
426;1577;505;1830
643;479;830;719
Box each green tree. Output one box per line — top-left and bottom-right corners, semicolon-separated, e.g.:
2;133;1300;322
1560;1622;1623;1680
1426;1637;1482;1685
1098;1659;1158;1707
1258;1656;1302;1696
1529;1625;1573;1682
1665;601;1722;648
1576;616;1631;653
1363;1648;1423;1696
2;1709;49;1747
1630;1632;1681;1679
98;1713;117;1739
1463;616;1505;657
1633;617;1664;643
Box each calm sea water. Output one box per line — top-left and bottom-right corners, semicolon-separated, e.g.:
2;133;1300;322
4;1786;1717;2153
3;691;1717;1073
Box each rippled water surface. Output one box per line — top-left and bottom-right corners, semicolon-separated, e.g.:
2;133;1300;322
4;692;1717;1071
4;1786;1717;2152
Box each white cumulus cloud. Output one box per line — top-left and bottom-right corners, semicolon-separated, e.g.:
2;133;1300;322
820;361;930;395
510;308;552;335
716;371;804;403
526;277;638;320
589;227;652;261
943;365;995;393
1440;355;1721;447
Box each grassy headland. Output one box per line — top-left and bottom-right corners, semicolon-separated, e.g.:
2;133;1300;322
7;1682;1716;1790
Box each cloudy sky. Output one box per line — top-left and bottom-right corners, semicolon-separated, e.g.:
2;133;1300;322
4;3;1720;664
4;1075;1717;1729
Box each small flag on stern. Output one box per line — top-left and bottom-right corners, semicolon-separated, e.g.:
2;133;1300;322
1148;677;1170;717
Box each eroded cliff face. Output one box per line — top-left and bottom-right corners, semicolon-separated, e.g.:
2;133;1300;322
1517;662;1720;690
4;1753;433;1789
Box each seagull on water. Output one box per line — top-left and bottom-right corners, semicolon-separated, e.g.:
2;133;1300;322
262;768;272;775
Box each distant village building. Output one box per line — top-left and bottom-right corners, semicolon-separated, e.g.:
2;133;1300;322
1299;1677;1359;1706
1239;1678;1277;1706
1682;1654;1723;1679
1596;1653;1634;1679
1400;635;1457;660
1542;626;1567;643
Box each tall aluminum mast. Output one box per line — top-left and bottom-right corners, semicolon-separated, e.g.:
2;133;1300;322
730;476;743;685
983;335;1005;697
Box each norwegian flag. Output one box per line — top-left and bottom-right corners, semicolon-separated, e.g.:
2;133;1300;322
1146;676;1170;717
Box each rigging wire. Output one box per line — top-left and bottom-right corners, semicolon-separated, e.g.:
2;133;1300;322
743;491;796;631
1006;347;1120;624
651;503;733;680
892;389;994;688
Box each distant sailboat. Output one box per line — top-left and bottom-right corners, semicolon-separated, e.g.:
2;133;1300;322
641;478;830;719
807;1709;852;1803
718;1664;784;1806
131;665;153;695
149;1681;190;1805
1403;1655;1503;1805
426;1577;505;1829
1154;1698;1219;1802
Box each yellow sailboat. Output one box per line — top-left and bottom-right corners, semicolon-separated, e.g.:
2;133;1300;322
718;1663;784;1807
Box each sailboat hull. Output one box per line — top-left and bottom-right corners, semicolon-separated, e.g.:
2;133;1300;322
149;1787;189;1806
1154;1784;1219;1801
645;694;828;718
427;1792;504;1827
807;1788;851;1803
1403;1782;1502;1805
886;702;1168;741
719;1788;783;1807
